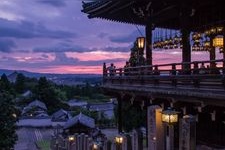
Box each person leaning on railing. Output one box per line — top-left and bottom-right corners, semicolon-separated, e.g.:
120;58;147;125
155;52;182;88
107;63;116;76
199;62;206;75
153;66;160;75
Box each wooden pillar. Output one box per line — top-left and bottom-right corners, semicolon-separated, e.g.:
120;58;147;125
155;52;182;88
145;100;150;148
118;95;123;133
181;29;191;73
223;25;225;73
210;36;216;68
146;19;153;66
180;5;191;73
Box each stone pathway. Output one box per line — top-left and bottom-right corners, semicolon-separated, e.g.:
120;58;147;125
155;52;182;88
14;127;53;150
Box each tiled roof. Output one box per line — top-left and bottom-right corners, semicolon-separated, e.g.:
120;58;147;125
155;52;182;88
64;112;95;129
28;100;47;110
52;109;71;120
88;102;114;111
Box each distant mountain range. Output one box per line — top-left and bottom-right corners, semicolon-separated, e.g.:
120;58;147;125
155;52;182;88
0;69;102;85
0;69;101;78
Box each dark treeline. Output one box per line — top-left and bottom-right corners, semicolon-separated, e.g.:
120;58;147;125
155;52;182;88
1;73;107;114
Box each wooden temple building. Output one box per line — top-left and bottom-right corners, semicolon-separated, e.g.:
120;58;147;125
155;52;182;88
82;0;225;149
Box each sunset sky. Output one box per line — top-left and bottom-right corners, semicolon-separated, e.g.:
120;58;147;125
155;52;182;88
0;0;223;74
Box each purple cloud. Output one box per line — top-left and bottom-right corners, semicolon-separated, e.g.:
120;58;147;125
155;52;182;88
109;29;145;43
0;19;76;39
33;42;131;53
0;39;17;52
98;32;109;38
37;0;66;7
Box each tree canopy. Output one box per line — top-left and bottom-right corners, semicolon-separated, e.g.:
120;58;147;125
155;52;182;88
0;91;18;149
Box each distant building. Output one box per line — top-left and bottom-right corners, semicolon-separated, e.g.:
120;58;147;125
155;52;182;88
67;99;87;108
7;71;19;83
52;109;72;127
22;100;48;118
64;112;95;135
88;102;115;119
21;90;32;98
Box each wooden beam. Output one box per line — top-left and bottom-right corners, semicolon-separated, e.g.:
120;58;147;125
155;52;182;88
86;1;112;14
180;3;191;73
89;1;121;18
146;19;153;66
210;36;216;68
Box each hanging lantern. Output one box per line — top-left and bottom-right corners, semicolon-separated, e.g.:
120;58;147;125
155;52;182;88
213;36;223;47
178;35;182;49
210;28;217;36
192;32;202;41
153;42;157;49
203;40;211;51
137;37;145;50
163;39;169;49
216;26;223;34
204;41;210;47
192;40;201;51
192;32;197;40
168;38;174;49
204;30;211;37
173;35;179;44
219;47;224;53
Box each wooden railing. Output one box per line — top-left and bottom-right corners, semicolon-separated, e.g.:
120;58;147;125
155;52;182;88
103;59;225;90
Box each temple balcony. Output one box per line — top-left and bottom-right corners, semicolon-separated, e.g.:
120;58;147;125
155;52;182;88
102;59;225;106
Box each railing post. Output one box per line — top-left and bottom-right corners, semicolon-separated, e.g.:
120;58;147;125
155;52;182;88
171;64;177;75
222;60;225;88
153;65;159;85
119;68;122;76
223;59;225;75
171;64;177;86
193;62;199;74
193;62;200;87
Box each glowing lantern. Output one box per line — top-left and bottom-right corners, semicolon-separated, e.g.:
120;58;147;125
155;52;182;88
217;26;223;34
161;109;179;124
93;143;98;150
115;135;123;144
68;135;75;142
213;36;223;47
137;37;145;50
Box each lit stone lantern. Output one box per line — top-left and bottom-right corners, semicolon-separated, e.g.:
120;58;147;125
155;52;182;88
161;108;179;150
161;109;179;124
115;135;123;144
92;142;99;150
68;135;75;142
115;135;123;150
68;135;75;150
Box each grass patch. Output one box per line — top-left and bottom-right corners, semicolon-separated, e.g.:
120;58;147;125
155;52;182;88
36;140;50;150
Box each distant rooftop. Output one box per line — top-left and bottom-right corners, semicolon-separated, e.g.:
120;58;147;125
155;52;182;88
27;100;47;110
67;99;87;107
52;109;71;121
64;112;95;129
88;102;114;111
